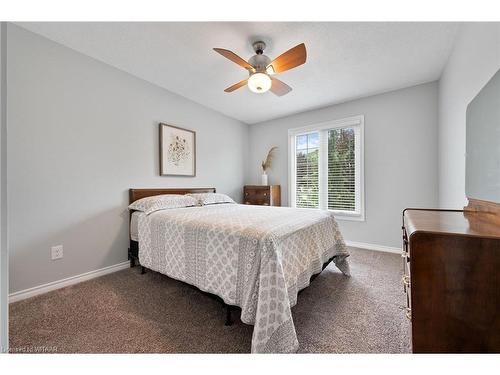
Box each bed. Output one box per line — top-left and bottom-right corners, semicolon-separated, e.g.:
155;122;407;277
128;188;350;353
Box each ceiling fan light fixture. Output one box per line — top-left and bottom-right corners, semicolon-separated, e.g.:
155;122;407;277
248;73;272;94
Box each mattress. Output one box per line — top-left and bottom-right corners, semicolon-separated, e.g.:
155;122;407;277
137;203;350;353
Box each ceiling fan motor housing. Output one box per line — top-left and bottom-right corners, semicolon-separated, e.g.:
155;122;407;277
248;54;271;73
248;41;271;73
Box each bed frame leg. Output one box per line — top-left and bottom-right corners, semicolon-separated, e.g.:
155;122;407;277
128;248;135;268
224;304;233;326
141;266;146;275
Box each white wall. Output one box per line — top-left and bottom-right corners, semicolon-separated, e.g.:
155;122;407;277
247;82;439;248
438;23;500;208
7;24;248;293
0;22;8;352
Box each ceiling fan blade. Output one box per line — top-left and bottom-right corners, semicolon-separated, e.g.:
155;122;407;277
224;79;248;92
213;48;255;72
270;78;292;96
267;43;307;74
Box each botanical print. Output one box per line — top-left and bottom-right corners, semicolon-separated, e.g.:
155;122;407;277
168;134;189;167
160;123;196;176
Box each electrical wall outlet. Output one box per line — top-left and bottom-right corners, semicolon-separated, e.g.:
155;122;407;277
51;245;63;260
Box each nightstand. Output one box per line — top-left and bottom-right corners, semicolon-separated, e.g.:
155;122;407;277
243;185;281;206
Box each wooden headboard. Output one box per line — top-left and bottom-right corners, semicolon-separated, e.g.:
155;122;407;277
129;187;216;204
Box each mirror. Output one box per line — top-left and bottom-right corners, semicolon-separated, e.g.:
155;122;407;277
465;68;500;203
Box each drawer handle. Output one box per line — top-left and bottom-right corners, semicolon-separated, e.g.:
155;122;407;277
405;307;412;321
402;275;410;287
245;192;249;196
263;192;267;196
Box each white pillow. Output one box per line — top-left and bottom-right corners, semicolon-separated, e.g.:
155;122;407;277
187;193;235;206
128;194;198;215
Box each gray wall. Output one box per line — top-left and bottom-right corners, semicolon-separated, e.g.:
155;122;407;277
0;22;8;351
7;24;248;293
246;82;439;248
438;23;500;208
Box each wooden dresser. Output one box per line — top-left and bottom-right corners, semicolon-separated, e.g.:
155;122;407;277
243;185;281;206
402;206;500;353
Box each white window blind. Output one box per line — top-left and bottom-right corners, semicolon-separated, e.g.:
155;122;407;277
327;128;356;211
295;133;319;208
289;116;364;221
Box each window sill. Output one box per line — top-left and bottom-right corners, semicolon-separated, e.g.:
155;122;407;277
329;211;365;222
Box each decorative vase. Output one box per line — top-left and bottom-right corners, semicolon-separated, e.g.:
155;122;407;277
261;172;268;186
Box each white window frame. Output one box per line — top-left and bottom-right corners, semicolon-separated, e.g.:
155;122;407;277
288;115;365;221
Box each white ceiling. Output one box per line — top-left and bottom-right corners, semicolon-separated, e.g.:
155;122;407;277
17;22;459;124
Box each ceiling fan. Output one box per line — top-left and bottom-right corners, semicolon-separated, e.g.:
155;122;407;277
213;41;307;96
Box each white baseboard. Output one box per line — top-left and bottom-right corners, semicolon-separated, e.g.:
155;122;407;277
346;241;401;254
9;261;130;303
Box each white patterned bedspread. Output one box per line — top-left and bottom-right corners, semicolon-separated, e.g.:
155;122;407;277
137;203;350;353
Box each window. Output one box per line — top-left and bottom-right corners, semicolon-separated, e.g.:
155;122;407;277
295;133;319;208
289;115;364;221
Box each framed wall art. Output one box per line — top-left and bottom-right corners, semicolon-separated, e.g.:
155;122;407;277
159;123;196;176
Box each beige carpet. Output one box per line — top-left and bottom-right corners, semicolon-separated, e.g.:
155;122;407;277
9;247;411;353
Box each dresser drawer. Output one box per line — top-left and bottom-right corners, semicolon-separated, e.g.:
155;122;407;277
244;196;270;206
243;185;280;206
244;188;270;199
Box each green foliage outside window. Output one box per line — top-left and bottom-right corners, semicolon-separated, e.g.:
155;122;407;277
328;128;355;211
295;128;355;211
